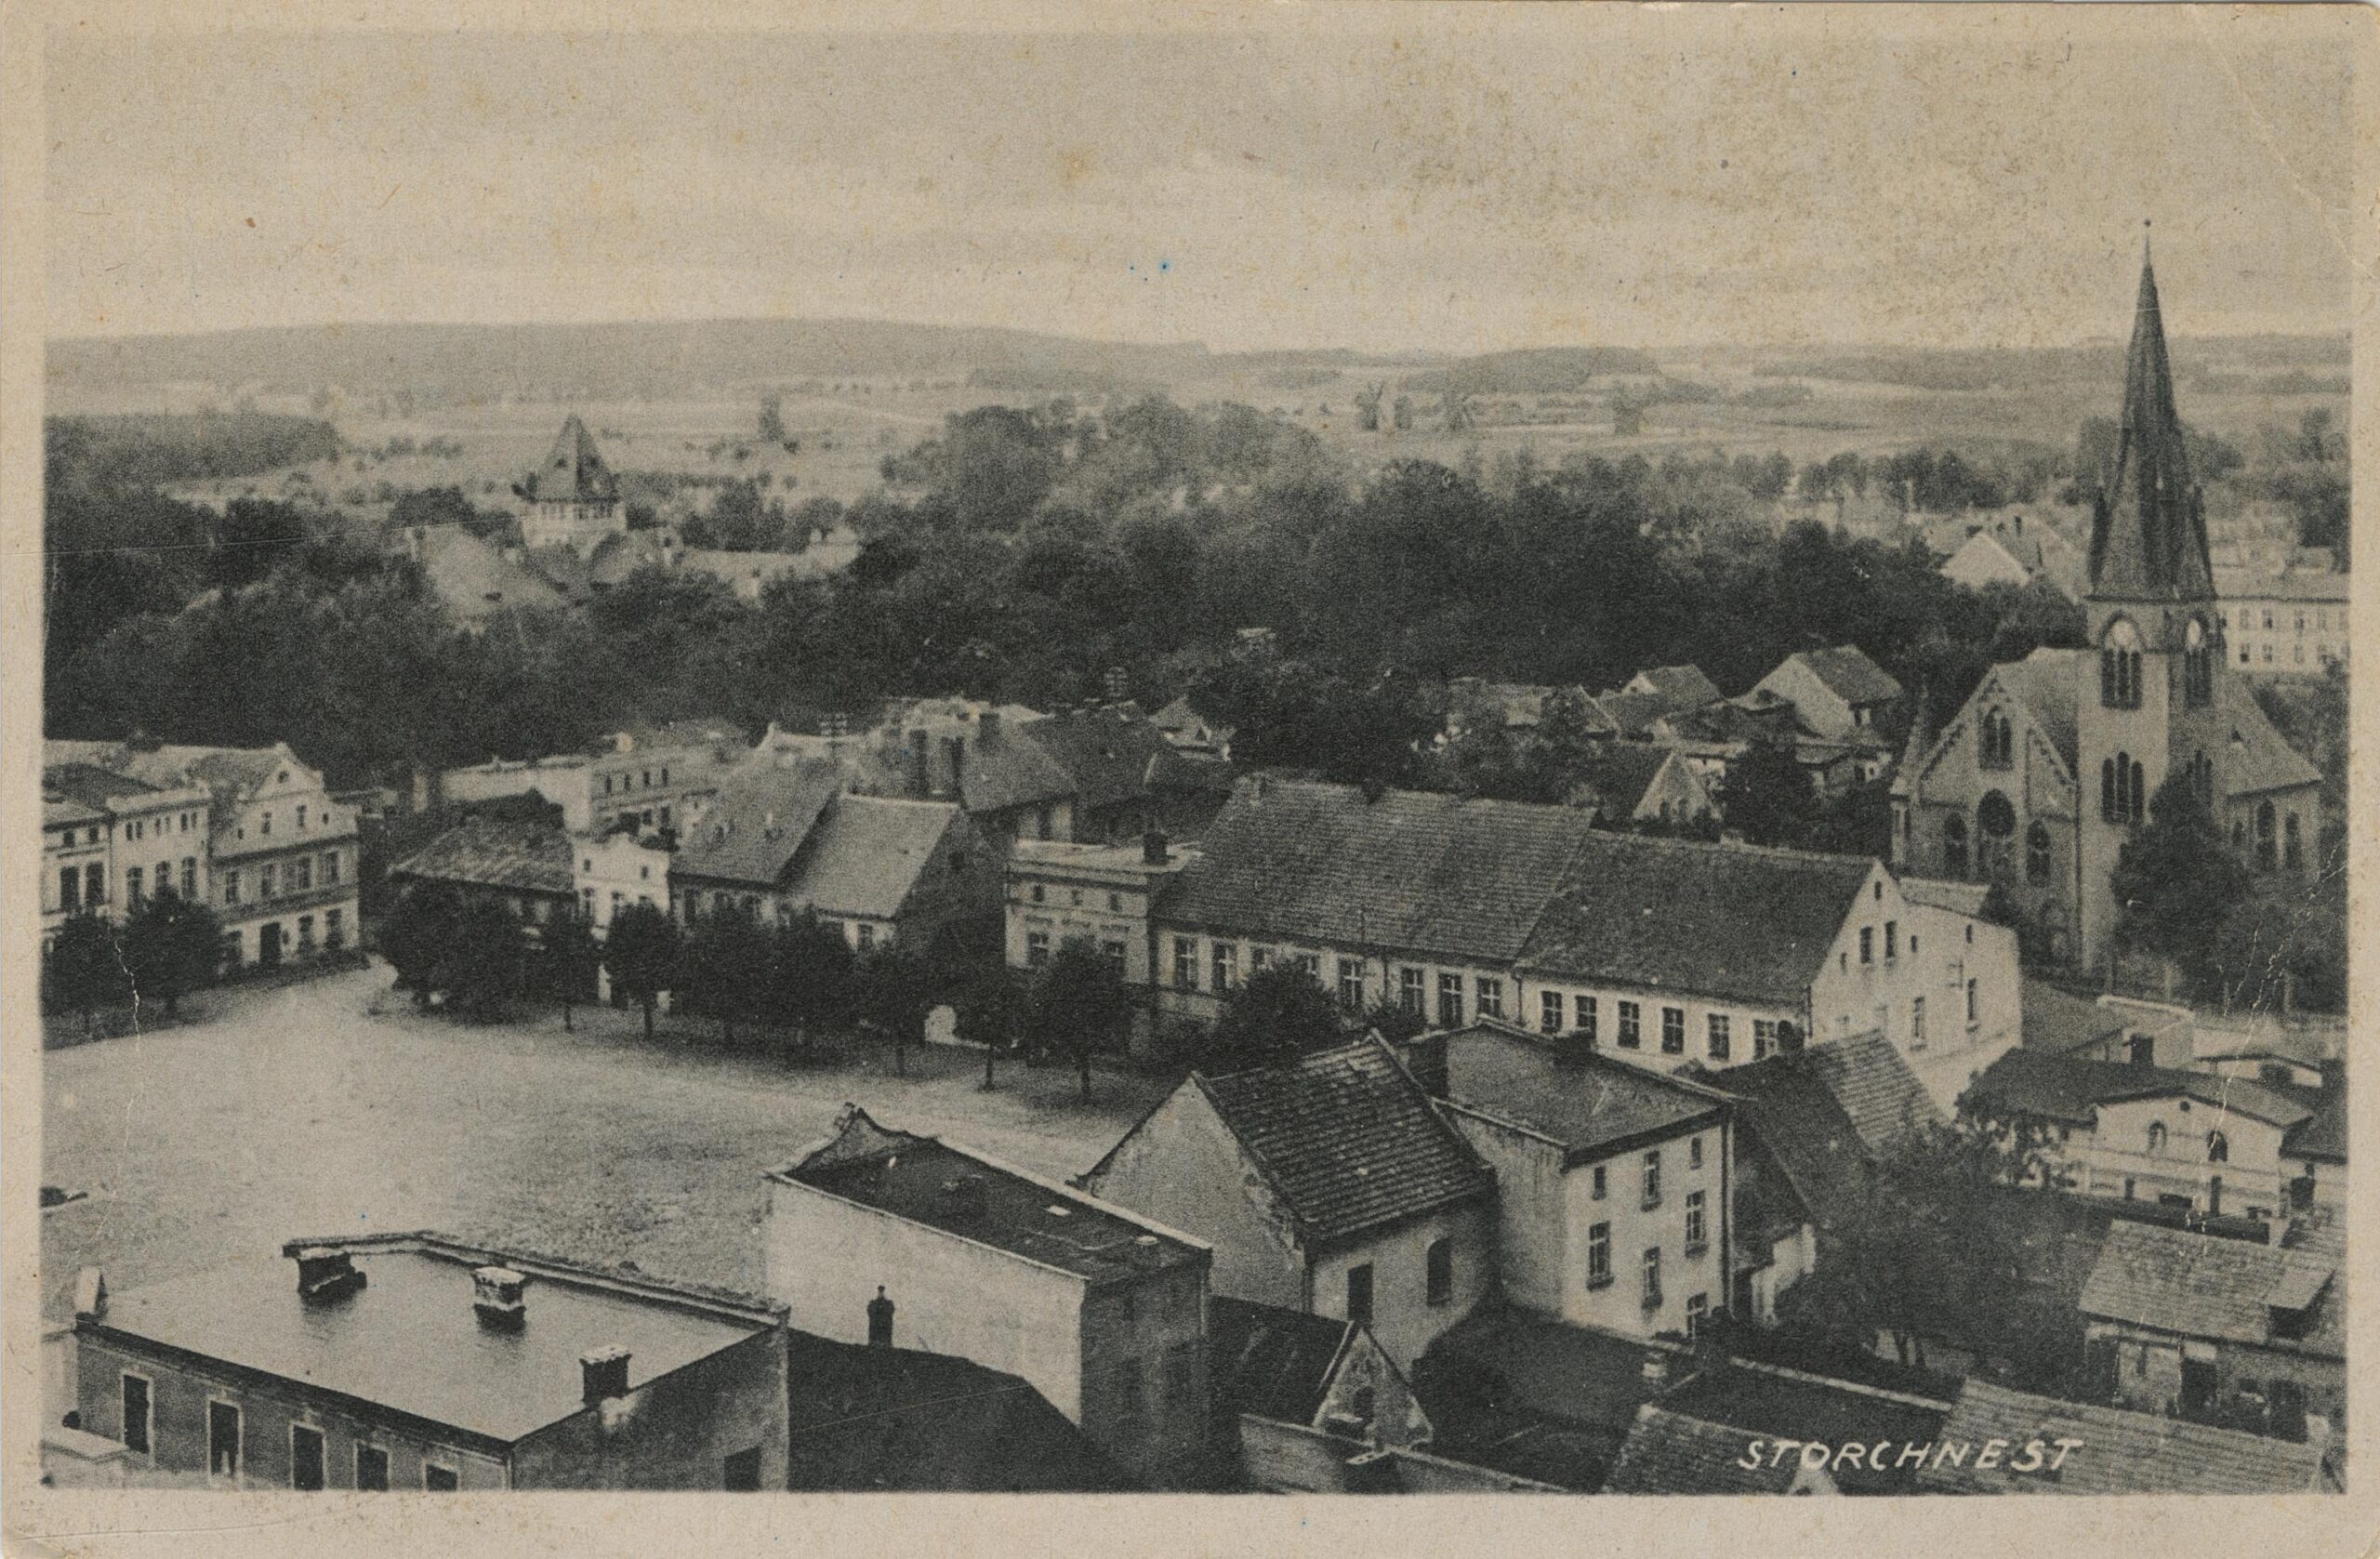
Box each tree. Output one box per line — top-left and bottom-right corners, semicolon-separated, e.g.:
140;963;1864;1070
543;909;602;1033
604;902;683;1042
1355;382;1385;433
380;883;462;1005
684;904;773;1047
954;967;1032;1090
2111;775;2252;994
435;899;527;1024
1033;935;1130;1102
758;392;788;445
1209;964;1346;1073
45;910;127;1035
854;942;937;1077
763;911;857;1061
1716;737;1820;848
121;885;223;1020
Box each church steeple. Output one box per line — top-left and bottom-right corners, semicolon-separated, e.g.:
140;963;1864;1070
2086;236;2214;603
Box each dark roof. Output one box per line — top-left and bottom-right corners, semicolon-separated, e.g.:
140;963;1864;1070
1602;1406;1802;1494
1703;1052;1874;1233
2217;677;2323;796
1515;834;1873;1008
1146;746;1238;796
1628;664;1725;711
409;528;570;623
1021;707;1171;812
784;796;966;921
1657;1362;1950;1494
1964;1049;2313;1130
390;815;574;897
1587;690;1676;739
1441;1024;1725;1161
1567;743;1675;816
774;1108;1205;1286
671;759;847;887
2282;1088;2347;1163
1419;1304;1667;1488
1785;645;1903;707
1157;780;1602;964
1194;1038;1495;1245
2080;1221;2337;1350
86;1236;776;1447
2018;978;2126;1056
1918;1380;2320;1494
1208;1296;1355;1425
41;762;163;810
1795;1033;1944;1153
521;415;619;504
1990;649;2082;773
46;740;297;801
2088;253;2215;603
783;1330;1131;1491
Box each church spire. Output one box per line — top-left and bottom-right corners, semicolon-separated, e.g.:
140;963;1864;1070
2087;234;2214;602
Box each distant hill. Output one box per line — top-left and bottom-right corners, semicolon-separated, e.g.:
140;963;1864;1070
46;319;1218;404
1401;346;1662;395
1750;334;2348;394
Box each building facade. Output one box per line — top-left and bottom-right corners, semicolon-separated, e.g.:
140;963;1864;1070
517;416;626;555
2215;567;2349;676
1006;835;1196;986
40;761;211;949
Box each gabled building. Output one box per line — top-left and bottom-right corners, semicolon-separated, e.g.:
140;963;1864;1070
515;415;624;555
1080;1037;1497;1367
1914;1378;2332;1494
388;815;576;931
1603;1405;1839;1495
39;760;212;945
1568;743;1715;830
442;718;746;838
1750;645;1904;746
1150;695;1235;758
1649;1357;1950;1494
2216;564;2350;676
1893;252;2324;971
1937;510;2087;602
1622;664;1726;711
1209;1296;1449;1490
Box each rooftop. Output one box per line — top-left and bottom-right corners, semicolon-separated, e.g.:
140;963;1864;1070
2213;565;2348;602
2080;1220;2337;1351
672;758;848;887
1916;1379;2323;1494
1657;1361;1950;1494
1777;644;1903;707
1208;1295;1359;1427
1191;1037;1495;1246
783;794;969;921
81;1233;781;1449
1625;664;1725;712
390;815;574;897
520;415;619;505
773;1107;1206;1286
1601;1406;1804;1495
1896;876;1991;917
1699;1046;1879;1235
1439;1023;1726;1162
1964;1048;2316;1131
1021;705;1174;813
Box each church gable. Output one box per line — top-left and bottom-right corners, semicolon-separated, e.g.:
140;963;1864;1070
1916;666;2078;809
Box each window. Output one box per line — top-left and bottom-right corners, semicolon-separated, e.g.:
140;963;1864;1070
1577;996;1598;1045
1100;939;1127;971
86;861;105;905
1591;1164;1607;1200
1399;966;1424;1015
2284;813;2303;871
1753;1019;1778;1059
661;766;671;786
1426;1237;1454;1305
291;1424;325;1490
1706;1013;1730;1061
1540;991;1566;1034
1911;996;1927;1049
1029;884;1045;905
59;867;79;913
1859;926;1873;964
298;915;315;949
604;775;615;796
1108;892;1123;912
1437;972;1464;1027
1686;1190;1707;1250
1214;943;1239;992
1175;938;1199;990
326;908;345;950
1617;1000;1642;1050
260;865;277;899
126;866;143;905
1688;1135;1703;1170
182;858;198;898
2100;620;2143;709
1345;1263;1374;1328
2025;823;2053;886
1025;931;1050;968
321;852;339;885
259;812;271;837
1942;814;1967;878
1660;1006;1685;1054
1979;708;2014;769
2101;754;2145;826
1641;1248;1662;1309
1965;978;1978;1025
1248;943;1270;969
208;1400;242;1480
2147;1121;2167;1156
295;858;312;892
1475;977;1504;1021
297;804;309;831
2256;803;2278;871
1586;1222;1612;1287
854;923;876;951
1686;1293;1709;1337
1642;1149;1662;1208
423;1463;459;1491
1335;958;1364;1011
120;1374;151;1455
723;1447;762;1491
1884;920;1897;960
355;1443;389;1491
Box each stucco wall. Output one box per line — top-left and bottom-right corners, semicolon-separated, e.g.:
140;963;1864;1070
509;1326;788;1491
1079;1088;1304;1312
1303;1199;1493;1369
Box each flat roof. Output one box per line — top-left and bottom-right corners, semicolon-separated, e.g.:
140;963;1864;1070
87;1239;778;1447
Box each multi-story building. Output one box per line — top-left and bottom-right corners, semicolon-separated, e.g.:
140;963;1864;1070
2215;566;2350;676
442;719;746;837
1006;835;1197;985
71;1232;789;1490
46;741;360;971
42;762;214;932
1892;253;2325;973
516;415;626;555
40;789;111;949
1747;644;1904;746
1079;1037;1498;1367
762;1106;1213;1488
388;816;576;930
1420;1023;1732;1341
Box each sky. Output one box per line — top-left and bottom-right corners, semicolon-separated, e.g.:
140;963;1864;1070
42;11;2360;353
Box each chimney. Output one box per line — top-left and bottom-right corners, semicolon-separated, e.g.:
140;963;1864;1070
866;1286;895;1348
1342;1447;1402;1493
906;730;930;799
2013;514;2025;537
294;1248;366;1303
1143;829;1170;866
471;1265;527;1328
1555;1026;1597;1069
1403;1033;1450;1099
943;735;966;801
73;1267;107;1321
580;1345;631;1404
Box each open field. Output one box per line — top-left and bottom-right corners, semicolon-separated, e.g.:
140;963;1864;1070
40;962;1168;1325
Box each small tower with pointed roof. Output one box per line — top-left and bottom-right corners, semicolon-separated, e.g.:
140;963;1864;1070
517;415;625;556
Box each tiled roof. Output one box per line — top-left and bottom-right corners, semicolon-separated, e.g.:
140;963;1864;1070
44;791;107;828
672;758;847;887
390;815;574;896
1021;707;1172;812
2213;566;2349;602
2080;1221;2336;1349
1785;645;1903;707
785;796;965;921
410;528;569;623
1419;1303;1665;1487
1896;876;1990;917
1703;1050;1872;1233
1568;744;1675;818
46;741;296;800
41;762;162;810
1627;664;1725;711
1587;690;1677;740
1797;1032;1944;1153
1964;1050;2314;1131
1197;1037;1495;1245
2217;678;2322;796
2017;979;2126;1057
1917;1380;2321;1494
1208;1296;1355;1426
1602;1406;1802;1494
1515;834;1872;1008
520;415;618;504
2088;255;2215;603
1157;780;1602;964
1656;1362;1949;1494
839;704;1077;815
2282;1089;2346;1163
1441;1024;1726;1160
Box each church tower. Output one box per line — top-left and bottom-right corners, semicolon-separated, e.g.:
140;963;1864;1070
2072;241;2228;971
516;415;625;556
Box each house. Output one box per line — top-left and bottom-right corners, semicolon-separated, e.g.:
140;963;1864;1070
1622;664;1725;712
397;524;570;627
1914;1378;2332;1494
781;1329;1130;1492
515;415;625;555
39;760;211;947
1568;744;1715;830
1423;1023;1731;1341
1150;695;1234;758
1080;1037;1498;1367
1021;704;1188;845
1603;1405;1837;1495
1937;511;2087;601
761;1106;1213;1487
442;718;747;837
1006;834;1198;1056
70;1233;788;1490
46;740;361;971
669;757;1000;955
389;816;576;931
1750;645;1904;746
2079;1220;2343;1437
575;829;670;936
756;700;1080;852
39;789;111;950
1962;1049;2316;1220
1209;1296;1456;1490
1649;1357;1950;1494
1892;255;2326;972
2215;565;2349;676
1412;1303;1680;1489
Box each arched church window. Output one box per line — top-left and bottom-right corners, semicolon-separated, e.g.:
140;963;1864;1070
2256;802;2278;871
2026;823;2053;885
1980;710;2014;771
2283;813;2302;872
2183;618;2213;707
1942;814;1968;879
2100;619;2143;710
1977;793;2016;879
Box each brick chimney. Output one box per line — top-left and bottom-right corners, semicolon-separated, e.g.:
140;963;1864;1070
471;1265;527;1328
942;735;966;801
293;1248;366;1303
580;1345;631;1404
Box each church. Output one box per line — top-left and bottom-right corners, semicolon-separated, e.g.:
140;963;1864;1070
1892;249;2322;974
515;414;626;554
